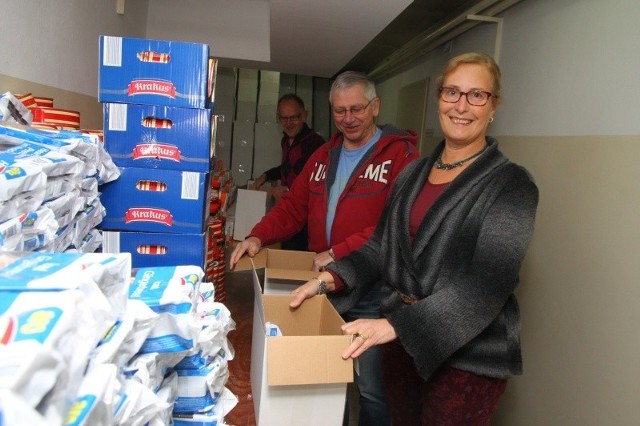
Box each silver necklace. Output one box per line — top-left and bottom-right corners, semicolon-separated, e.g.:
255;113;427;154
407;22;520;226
433;145;487;171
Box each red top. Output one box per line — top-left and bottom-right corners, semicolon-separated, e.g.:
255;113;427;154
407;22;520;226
249;125;420;259
331;179;448;291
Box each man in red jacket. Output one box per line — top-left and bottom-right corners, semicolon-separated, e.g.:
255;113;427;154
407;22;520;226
230;71;419;426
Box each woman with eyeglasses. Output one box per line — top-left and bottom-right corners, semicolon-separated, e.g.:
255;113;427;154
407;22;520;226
290;52;539;425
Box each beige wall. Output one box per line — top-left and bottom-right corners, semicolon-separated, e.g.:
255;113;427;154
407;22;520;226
493;135;640;425
1;73;103;129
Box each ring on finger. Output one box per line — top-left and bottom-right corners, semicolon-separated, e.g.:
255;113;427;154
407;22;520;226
355;333;368;342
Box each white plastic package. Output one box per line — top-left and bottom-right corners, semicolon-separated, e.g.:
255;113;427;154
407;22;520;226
0;289;102;424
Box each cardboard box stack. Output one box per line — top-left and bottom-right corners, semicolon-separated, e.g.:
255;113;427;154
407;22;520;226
96;36;227;300
0;36;240;424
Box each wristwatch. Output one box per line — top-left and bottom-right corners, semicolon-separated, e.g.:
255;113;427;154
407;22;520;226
329;248;336;260
315;277;328;295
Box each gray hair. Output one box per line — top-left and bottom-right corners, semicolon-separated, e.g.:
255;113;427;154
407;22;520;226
329;71;377;104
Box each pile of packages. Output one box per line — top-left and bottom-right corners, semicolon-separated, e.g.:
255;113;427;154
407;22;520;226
205;166;234;303
0;251;238;425
0;93;120;253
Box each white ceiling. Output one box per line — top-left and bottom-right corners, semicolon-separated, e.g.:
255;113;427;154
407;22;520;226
267;0;413;77
146;0;413;78
146;0;505;79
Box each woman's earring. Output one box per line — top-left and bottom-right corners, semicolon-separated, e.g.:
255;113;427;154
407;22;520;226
489;116;494;123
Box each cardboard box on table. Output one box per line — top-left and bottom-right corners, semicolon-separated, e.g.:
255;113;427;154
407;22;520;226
236;248;353;426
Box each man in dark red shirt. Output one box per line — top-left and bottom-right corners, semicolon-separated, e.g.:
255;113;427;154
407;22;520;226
253;94;326;250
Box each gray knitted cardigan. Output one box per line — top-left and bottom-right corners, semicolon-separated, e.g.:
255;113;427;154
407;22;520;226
327;137;539;381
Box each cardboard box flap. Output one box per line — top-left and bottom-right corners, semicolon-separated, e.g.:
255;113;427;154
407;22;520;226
265;249;315;269
233;248;315;272
266;268;317;282
263;294;347;335
252;262;266;326
319;300;349;335
232;250;268;272
267;335;353;385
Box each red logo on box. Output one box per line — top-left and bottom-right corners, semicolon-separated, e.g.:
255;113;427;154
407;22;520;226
128;79;177;98
133;143;181;162
125;208;173;226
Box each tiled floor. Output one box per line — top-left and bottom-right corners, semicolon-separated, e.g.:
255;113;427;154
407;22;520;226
223;268;256;426
222;267;359;426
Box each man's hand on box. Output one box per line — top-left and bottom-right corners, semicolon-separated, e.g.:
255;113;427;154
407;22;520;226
229;236;262;270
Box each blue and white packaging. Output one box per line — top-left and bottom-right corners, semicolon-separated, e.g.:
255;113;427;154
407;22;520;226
63;363;120;426
123;351;186;392
129;265;204;313
89;299;158;370
0;158;46;203
0;289;102;424
172;353;229;414
128;265;204;353
0;252;131;322
0;122;120;184
112;377;172;426
148;371;179;426
196;301;235;359
0;140;84;179
0;389;48;426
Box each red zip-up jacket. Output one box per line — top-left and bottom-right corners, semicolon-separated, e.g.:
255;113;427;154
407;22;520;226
248;124;419;258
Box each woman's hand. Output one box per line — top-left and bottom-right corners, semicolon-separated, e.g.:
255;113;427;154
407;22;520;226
341;318;397;359
289;279;323;308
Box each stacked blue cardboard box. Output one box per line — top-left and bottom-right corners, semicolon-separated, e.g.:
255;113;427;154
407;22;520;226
97;35;218;270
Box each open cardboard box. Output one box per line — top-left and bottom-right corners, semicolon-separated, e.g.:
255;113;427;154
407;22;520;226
235;248;318;294
245;249;354;425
